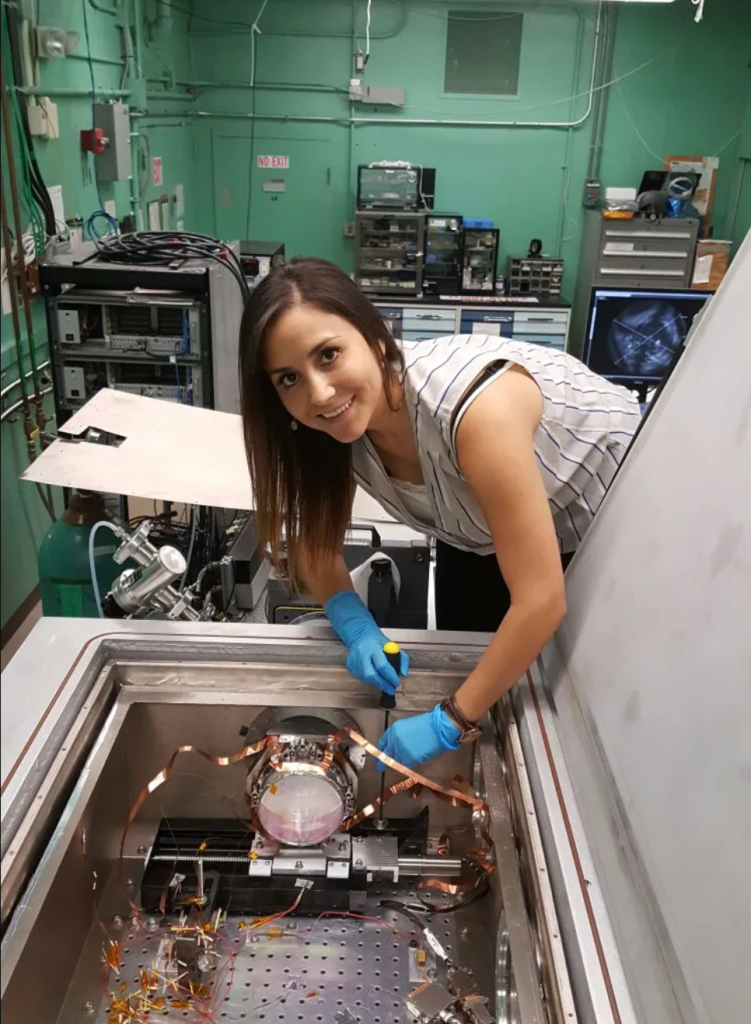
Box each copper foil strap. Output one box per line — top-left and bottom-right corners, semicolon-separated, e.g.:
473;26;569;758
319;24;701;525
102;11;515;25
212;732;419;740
337;728;487;812
119;738;271;859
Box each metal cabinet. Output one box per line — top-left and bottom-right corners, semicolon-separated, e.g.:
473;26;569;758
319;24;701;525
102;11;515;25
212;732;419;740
377;302;570;350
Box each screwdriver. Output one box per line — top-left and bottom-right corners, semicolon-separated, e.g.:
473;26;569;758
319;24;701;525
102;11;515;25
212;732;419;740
376;641;402;830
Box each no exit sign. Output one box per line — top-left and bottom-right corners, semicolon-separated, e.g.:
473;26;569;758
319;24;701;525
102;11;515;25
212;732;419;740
257;155;289;169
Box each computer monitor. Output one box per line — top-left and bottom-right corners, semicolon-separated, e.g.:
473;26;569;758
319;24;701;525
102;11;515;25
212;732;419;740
583;288;712;386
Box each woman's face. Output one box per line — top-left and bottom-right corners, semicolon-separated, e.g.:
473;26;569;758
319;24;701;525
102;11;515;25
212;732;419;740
263;304;389;443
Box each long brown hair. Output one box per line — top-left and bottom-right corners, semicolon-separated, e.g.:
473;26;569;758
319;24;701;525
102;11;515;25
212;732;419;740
239;257;404;584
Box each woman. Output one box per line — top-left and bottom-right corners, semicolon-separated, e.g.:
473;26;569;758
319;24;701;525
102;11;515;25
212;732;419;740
239;258;640;769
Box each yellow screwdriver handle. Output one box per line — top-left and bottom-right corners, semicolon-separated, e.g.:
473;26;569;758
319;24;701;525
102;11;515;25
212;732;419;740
380;641;401;710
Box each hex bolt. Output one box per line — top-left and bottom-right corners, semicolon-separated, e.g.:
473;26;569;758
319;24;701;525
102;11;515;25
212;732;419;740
82;1001;95;1016
113;915;124;929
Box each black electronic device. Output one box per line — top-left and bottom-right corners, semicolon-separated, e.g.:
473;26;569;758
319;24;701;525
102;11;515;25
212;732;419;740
419;167;436;209
357;164;435;210
423;213;463;295
239;240;285;286
267;527;430;629
638;169;667;196
583;287;712;388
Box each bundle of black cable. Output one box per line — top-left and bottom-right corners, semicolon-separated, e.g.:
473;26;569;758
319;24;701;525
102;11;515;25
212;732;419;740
94;230;250;301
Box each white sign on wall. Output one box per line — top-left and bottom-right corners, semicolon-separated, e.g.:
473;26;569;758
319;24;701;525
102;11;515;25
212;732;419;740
257;155;290;169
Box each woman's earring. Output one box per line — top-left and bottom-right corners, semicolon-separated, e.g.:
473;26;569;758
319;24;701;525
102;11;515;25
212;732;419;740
290;419;298;431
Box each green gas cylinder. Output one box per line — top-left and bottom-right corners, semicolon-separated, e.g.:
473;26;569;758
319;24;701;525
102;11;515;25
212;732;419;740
38;492;122;618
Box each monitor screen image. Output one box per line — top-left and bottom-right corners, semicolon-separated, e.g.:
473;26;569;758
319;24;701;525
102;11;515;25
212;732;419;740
584;288;712;384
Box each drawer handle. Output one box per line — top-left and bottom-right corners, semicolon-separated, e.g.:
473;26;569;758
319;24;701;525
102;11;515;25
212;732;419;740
414;314;444;320
483;316;513;323
522;316;556;322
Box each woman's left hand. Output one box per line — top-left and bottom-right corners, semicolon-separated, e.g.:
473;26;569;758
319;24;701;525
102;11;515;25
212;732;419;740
376;705;461;771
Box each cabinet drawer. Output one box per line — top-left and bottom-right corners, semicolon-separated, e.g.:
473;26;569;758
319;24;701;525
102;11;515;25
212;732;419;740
402;307;457;331
512;333;565;349
601;223;697;242
403;330;444;342
460;309;514;326
512;320;564;335
596;262;688;281
513;310;569;325
601;239;691;261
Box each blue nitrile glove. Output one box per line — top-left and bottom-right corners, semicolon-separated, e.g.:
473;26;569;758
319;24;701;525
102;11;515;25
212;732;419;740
376;704;461;771
325;590;410;696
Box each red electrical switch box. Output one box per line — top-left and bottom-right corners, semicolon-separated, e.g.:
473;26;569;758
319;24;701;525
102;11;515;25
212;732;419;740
80;128;106;154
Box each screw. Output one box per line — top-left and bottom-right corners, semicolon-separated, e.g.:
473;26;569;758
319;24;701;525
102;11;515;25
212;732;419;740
125;878;135;888
355;858;363;867
113;915;124;928
146;917;159;934
137;845;147;855
82;1001;95;1015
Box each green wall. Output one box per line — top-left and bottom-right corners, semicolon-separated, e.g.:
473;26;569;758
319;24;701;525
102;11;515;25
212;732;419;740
2;0;750;630
185;0;750;277
1;0;199;629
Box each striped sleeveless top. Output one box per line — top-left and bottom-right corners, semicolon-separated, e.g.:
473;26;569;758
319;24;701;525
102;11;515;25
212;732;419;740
352;335;641;554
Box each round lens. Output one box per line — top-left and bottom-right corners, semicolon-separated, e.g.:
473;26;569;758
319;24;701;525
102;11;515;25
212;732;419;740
258;773;345;846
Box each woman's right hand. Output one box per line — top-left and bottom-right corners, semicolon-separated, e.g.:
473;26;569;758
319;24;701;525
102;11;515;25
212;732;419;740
325;591;410;695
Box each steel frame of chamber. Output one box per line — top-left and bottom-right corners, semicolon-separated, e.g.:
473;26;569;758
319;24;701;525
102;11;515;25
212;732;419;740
0;621;630;1024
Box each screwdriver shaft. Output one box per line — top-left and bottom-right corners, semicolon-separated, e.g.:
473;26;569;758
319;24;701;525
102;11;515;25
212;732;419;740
377;708;390;826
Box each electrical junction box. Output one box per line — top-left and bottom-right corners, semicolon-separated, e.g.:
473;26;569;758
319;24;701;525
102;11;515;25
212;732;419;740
93;101;131;181
348;80;405;107
57;309;81;345
62;366;85;400
583;178;601;209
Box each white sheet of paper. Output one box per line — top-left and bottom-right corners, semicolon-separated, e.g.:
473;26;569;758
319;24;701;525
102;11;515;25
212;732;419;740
47;184;65;229
692;254;712;285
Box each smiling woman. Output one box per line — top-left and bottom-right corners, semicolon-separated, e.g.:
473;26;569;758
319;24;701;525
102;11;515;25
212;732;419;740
238;258;404;583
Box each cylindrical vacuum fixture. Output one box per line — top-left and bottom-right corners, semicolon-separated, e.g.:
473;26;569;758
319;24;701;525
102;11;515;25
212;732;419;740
107;545;186;614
